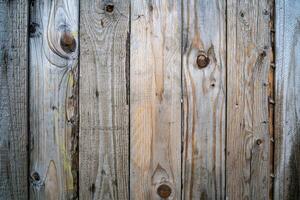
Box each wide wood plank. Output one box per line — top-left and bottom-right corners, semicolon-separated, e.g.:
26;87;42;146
0;1;28;199
29;0;79;199
130;1;181;199
79;0;129;199
226;0;273;199
182;0;226;199
274;0;300;199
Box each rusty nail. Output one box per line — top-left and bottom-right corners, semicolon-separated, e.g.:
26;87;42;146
196;52;210;69
105;4;114;13
60;31;76;53
157;184;172;198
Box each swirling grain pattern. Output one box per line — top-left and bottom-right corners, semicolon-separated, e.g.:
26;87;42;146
29;0;79;199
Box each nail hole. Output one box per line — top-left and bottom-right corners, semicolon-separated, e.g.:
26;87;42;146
260;51;267;57
240;11;244;17
263;9;269;15
157;184;172;198
211;83;215;87
105;4;114;13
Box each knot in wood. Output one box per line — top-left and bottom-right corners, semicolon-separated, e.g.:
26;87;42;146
31;171;40;181
105;4;114;13
60;31;76;53
197;52;210;69
157;184;172;198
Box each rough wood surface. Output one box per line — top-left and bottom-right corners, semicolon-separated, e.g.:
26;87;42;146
226;0;273;199
182;0;226;199
0;0;28;199
79;0;129;199
29;0;79;199
130;1;181;199
275;0;300;199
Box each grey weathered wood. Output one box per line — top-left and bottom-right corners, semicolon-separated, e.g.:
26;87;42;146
0;0;29;199
29;0;79;199
130;1;181;199
226;0;273;199
79;0;129;199
181;0;226;199
275;0;300;199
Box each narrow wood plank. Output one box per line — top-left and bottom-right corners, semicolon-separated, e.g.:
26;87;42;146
226;0;273;199
130;1;181;199
274;0;300;199
182;0;226;199
79;0;129;199
0;1;28;199
29;0;79;199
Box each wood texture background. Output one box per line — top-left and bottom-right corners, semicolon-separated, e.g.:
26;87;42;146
226;0;273;199
130;1;181;199
1;0;300;199
275;0;300;199
182;0;226;199
0;1;28;199
29;0;79;199
79;0;129;199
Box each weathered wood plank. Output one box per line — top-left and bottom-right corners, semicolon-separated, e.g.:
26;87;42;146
0;0;28;199
79;0;129;199
226;0;273;199
29;0;79;199
130;1;181;199
182;0;226;199
275;0;300;199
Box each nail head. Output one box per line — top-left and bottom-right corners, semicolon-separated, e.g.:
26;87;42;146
157;184;172;198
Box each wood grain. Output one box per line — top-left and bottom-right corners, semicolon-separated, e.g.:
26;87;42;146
182;0;226;199
226;0;273;199
275;0;300;199
79;0;129;199
130;1;181;199
29;0;79;199
0;0;28;199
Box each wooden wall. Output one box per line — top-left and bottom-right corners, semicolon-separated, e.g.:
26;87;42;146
0;0;299;199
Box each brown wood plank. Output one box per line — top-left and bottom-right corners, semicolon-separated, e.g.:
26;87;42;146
226;0;273;199
274;0;300;199
130;1;181;199
29;0;79;199
79;0;130;199
0;1;29;199
181;0;226;199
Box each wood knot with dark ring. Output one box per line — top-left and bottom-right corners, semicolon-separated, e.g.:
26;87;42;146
197;52;210;69
157;184;172;198
60;31;76;53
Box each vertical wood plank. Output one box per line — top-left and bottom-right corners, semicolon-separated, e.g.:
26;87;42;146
130;1;181;199
79;0;129;199
182;0;226;199
275;0;300;199
226;0;273;199
0;0;29;199
29;0;79;199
